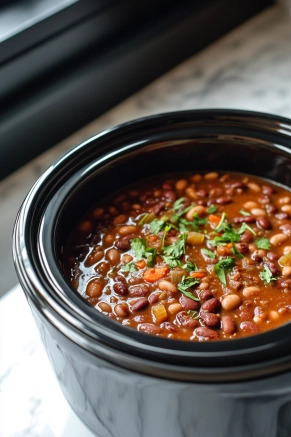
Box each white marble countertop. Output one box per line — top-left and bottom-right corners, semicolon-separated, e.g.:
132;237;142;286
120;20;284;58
2;3;291;436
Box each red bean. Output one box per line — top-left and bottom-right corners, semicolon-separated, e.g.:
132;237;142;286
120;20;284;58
221;316;236;334
266;252;279;261
148;292;160;305
280;224;291;236
148;203;165;215
176;311;199;329
195;327;220;340
262;185;276;195
196;189;208;197
266;204;277;214
235;242;249;254
129;284;150;297
162;191;177;202
160;322;177;333
130;298;148;312
225;181;246;189
179;295;200;311
216;196;232;205
200;311;220;328
276;213;290;220
115;240;130;250
256;216;271;230
138;323;161;334
240;321;259;333
264;262;278;275
240;230;254;243
113;282;128;296
162;182;173;190
233;216;256;224
201;297;221;313
199;290;214;301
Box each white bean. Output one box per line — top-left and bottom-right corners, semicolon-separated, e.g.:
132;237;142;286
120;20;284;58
242;286;261;298
221;294;242;311
270;233;288;246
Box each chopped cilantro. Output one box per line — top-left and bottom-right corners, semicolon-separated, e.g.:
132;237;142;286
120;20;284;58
173;197;185;211
260;266;277;284
207;204;217;214
183;259;198;272
256;237;271;250
178;276;200;301
231;241;244;259
187;310;200;319
238;223;257;236
145;247;157;267
163;233;187;258
214;257;235;286
171;205;193;223
215;212;227;232
162;256;182;268
239;210;251;217
131;238;147;260
121;262;138;273
149;218;167;234
201;248;216;259
138;213;149;225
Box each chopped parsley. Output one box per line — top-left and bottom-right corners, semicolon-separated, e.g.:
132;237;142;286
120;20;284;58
214;257;235;286
121;262;138;273
173;197;185;211
255;237;271;250
231;241;244;259
201;248;216;259
177;276;200;301
207;204;217;214
260;266;277;284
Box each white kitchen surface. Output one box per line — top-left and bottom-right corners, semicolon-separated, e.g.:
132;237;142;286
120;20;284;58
2;3;291;436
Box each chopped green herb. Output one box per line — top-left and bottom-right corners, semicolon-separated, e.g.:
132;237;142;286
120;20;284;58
173;197;185;211
163;233;187;258
201;248;216;259
162;256;182;268
131;238;147;260
231;241;244;259
138;213;149;225
171;205;193;223
239;210;251;217
255;237;271;250
149;218;167;234
121;262;138;273
215;212;226;232
183;259;198;272
187;310;200;319
145;247;157;267
178;276;200;301
207;204;217;214
238;223;257;236
214;257;235;286
260;266;277;284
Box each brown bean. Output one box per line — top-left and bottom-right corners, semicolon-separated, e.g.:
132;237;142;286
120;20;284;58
175;179;188;191
98;302;112;313
115;239;130;250
233;216;256;224
216;196;232;205
148;203;165;215
199;290;214;301
113;214;127;225
86;280;103;297
129;284;150;297
130;298;148;312
179;295;200;311
221;316;236;334
118;225;138;236
86;247;104;266
138;323;161;335
176;311;199;329
113;282;128;296
195;326;220;340
114;304;129;317
106;248;120;265
256;216;271;230
201;297;221;313
200;311;220;328
240;230;254;243
162;190;177;202
240;321;259;333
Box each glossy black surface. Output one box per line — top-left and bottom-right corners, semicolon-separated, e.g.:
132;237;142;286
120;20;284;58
13;110;291;436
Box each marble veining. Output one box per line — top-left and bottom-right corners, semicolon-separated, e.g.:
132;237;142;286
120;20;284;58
2;3;291;436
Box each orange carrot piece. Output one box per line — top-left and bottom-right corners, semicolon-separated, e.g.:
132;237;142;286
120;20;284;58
143;267;169;283
208;214;221;223
191;272;205;279
226;243;233;249
136;259;146;269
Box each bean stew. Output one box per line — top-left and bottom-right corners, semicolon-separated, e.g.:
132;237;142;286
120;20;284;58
62;172;291;341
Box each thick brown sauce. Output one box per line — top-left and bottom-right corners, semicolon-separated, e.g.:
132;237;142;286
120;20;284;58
62;172;291;341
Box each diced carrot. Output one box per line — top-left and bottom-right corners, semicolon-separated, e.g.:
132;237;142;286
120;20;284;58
226;243;233;249
191;272;205;279
136;259;146;269
143;267;169;283
208;214;221;223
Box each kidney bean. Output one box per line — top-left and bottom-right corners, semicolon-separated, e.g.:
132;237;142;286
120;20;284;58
200;311;220;328
225;181;246;189
266;204;277;214
130;298;148;312
201;297;221;313
179;295;200;311
160;322;177;333
148;203;165;215
176;311;199;329
278;278;291;288
118;225;138;236
235;242;249;254
240;230;254;243
195;326;220;340
258;196;270;205
148;292;160;305
138;323;161;335
256;216;271;230
196;189;208;197
162;190;176;202
129;284;150;297
240;321;259;333
209;187;223;197
264;262;279;275
262;185;276;195
233;216;256;224
221;316;236;334
280;224;291;236
199;290;214;301
115;240;130;250
113;282;128;296
276;213;290;220
216;196;232;205
115;304;129;317
266;252;278;261
162;182;173;190
252;249;265;262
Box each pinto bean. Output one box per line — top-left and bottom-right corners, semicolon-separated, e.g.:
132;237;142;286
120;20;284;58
115;304;129;317
280;224;291;237
276;212;290;220
247;182;261;193
158;280;177;293
195;327;220;340
168;303;183;314
204;172;219;180
200;311;220;328
251;208;266;217
242;286;260;298
201;297;221;313
221;316;236;334
179;295;200;311
270;233;288;246
86;280;103;297
98;302;112;313
138;323;161;334
106;248;120;265
221;294;242;311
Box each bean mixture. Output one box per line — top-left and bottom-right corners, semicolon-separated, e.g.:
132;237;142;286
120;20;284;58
62;172;291;341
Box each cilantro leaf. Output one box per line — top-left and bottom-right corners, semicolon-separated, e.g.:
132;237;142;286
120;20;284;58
173;197;185;211
178;276;200;301
231;241;244;259
171;205;193;223
238;223;257;236
260;266;277;284
201;248;216;259
163;233;187;258
207;204;217;214
150;218;167;234
138;213;149;225
131;238;147;260
256;237;271;250
187;310;200;319
121;262;138;272
162;256;183;268
215;212;227;232
239;210;251;216
183;259;198;272
214;257;235;286
145;247;157;267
